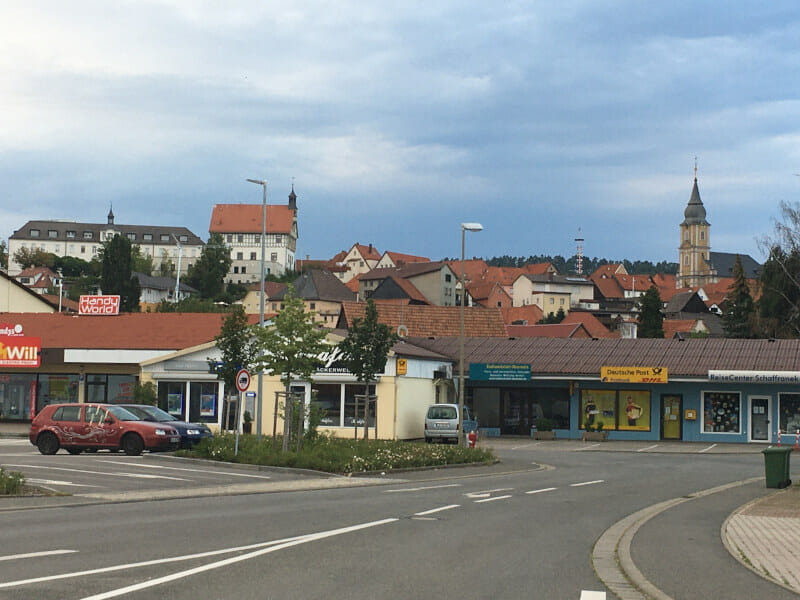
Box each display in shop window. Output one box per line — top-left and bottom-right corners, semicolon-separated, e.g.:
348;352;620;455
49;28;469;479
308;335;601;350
200;394;216;417
168;393;183;416
703;392;740;433
779;393;800;433
618;390;651;431
581;390;616;430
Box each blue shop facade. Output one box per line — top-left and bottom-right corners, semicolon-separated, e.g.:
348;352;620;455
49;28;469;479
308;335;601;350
410;338;800;444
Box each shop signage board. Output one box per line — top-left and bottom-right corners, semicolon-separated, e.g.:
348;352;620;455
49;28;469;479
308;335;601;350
708;370;800;384
0;335;41;367
601;366;668;384
79;295;121;315
469;363;531;381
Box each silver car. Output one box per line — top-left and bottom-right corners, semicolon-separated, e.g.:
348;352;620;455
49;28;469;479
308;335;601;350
424;403;476;444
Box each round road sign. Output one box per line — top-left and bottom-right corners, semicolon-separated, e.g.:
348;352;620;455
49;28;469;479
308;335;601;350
235;368;251;392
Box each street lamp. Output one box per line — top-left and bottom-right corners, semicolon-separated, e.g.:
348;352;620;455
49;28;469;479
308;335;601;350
246;177;267;440
459;222;483;443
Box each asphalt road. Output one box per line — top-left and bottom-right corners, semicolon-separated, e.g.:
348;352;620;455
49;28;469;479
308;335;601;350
0;440;791;599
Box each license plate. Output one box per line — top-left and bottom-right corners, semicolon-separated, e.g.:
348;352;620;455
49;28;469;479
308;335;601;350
170;436;180;443
435;422;449;429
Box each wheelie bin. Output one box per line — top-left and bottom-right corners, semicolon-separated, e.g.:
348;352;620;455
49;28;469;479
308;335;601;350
762;446;792;489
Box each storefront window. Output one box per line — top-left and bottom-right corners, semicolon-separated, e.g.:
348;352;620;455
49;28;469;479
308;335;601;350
86;375;137;404
36;374;79;413
189;382;219;423
703;391;740;433
0;374;35;421
344;384;375;428
779;393;800;433
311;383;342;427
158;382;186;417
619;391;650;431
581;390;617;430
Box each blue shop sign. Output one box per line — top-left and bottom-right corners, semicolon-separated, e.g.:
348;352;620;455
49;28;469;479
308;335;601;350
470;363;531;381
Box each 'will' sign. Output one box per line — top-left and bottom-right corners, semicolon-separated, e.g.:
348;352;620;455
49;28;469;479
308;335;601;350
0;336;41;367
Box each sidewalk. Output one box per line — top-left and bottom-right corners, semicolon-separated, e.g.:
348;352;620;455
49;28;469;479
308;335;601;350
724;484;800;594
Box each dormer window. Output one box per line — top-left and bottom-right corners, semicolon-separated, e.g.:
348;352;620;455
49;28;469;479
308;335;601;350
84;231;93;240
179;235;188;242
143;233;153;241
66;230;76;239
160;234;170;242
48;230;58;239
30;229;40;237
127;233;136;241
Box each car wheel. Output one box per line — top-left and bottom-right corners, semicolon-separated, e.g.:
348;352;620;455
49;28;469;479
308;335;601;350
121;433;144;456
425;437;432;444
66;448;83;455
37;432;60;455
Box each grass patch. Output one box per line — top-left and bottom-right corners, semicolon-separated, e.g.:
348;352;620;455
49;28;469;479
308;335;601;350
179;433;496;474
0;467;26;495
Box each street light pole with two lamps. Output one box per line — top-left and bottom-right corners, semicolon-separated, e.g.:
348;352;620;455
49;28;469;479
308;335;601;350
458;222;483;443
246;177;267;440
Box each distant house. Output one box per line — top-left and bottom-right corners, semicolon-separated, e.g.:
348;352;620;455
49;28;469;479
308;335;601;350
0;270;58;313
330;243;381;283
369;275;430;305
271;270;356;326
506;323;592;338
374;251;430;269
13;266;60;295
358;261;459;306
135;272;197;308
511;273;594;316
241;281;288;315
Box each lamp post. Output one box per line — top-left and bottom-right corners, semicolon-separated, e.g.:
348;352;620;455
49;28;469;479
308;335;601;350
458;222;483;444
246;177;267;440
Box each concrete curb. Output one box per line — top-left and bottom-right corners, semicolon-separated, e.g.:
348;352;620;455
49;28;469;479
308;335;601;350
592;476;764;599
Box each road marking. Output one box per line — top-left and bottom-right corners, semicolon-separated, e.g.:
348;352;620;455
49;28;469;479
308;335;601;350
414;504;460;516
570;480;604;487
1;518;398;593
384;484;461;493
574;443;601;451
76;518;399;600
525;487;557;495
511;442;541;450
474;495;512;504
637;444;659;452
25;478;100;488
99;461;272;479
580;592;606;599
2;464;189;481
0;550;77;562
698;444;717;453
465;487;513;498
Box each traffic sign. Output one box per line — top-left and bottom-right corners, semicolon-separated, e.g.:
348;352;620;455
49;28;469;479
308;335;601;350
235;368;251;392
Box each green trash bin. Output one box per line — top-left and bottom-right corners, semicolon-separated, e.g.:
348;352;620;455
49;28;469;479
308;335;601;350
762;446;793;489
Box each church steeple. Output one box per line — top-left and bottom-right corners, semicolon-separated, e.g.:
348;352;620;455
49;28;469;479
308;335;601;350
107;204;115;225
677;162;714;288
288;181;297;211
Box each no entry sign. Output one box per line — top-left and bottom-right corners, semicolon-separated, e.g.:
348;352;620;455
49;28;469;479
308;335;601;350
235;369;251;392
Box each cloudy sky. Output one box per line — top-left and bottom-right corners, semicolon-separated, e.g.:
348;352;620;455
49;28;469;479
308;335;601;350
2;1;799;266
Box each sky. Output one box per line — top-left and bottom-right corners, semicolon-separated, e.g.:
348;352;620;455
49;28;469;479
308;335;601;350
2;1;799;267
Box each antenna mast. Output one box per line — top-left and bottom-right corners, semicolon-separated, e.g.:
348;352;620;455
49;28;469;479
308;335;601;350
574;227;585;275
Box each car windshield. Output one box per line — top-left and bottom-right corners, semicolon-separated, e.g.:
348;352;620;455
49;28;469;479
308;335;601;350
106;406;143;421
127;405;177;421
428;406;457;419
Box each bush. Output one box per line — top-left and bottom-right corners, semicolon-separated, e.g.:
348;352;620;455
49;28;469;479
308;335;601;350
535;417;553;432
180;433;495;474
0;467;25;495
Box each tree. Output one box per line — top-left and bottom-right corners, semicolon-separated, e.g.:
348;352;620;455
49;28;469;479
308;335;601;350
538;307;566;324
99;234;141;312
185;233;232;300
0;240;7;270
337;299;398;440
209;305;261;430
252;286;327;451
637;285;664;338
757;201;800;338
131;245;155;276
722;255;755;338
12;247;55;270
158;249;175;277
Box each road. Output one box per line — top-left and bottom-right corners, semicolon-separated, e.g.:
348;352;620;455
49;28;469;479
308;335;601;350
0;439;793;599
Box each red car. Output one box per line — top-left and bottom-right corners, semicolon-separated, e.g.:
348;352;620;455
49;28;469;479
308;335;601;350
29;403;181;456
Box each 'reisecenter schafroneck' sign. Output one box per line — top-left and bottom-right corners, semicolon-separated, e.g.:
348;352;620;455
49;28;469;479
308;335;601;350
79;295;121;315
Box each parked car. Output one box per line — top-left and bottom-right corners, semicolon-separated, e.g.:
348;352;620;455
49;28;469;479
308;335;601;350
118;404;213;448
424;403;478;444
29;403;181;456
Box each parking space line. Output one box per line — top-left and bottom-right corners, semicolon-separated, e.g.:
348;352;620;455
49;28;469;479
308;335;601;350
26;478;100;488
525;487;557;495
2;464;189;481
698;444;717;453
99;461;272;479
474;495;512;504
637;444;659;452
511;442;541;450
414;504;460;516
0;550;77;562
573;443;601;451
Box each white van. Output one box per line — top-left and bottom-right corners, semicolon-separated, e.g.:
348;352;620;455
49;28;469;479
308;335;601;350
424;403;477;444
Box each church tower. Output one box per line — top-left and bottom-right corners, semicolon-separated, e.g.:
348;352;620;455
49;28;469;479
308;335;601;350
677;166;714;288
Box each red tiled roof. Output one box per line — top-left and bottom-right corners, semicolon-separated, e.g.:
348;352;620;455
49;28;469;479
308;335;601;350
663;319;698;339
4;312;259;350
345;274;362;293
590;264;627;279
500;305;544;325
352;243;381;261
523;263;557;275
591;275;624;300
384;251;430;265
209;204;294;234
385;275;429;304
338;302;507;337
506;323;591;338
561;311;616;338
614;273;653;293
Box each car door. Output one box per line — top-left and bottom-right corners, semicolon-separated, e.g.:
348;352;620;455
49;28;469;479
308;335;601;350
83;405;123;448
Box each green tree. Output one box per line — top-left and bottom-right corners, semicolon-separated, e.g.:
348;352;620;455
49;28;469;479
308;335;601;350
209;305;261;430
99;234;141;312
757;201;800;338
337;299;398;440
131;245;155;276
723;255;755;338
252;286;327;451
0;240;7;270
12;247;55;270
538;307;566;324
158;249;175;276
53;255;94;278
637;285;664;338
185;233;232;300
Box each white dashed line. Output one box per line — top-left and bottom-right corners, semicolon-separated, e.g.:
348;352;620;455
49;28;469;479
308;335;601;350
698;444;717;453
0;550;77;562
574;443;601;451
414;505;460;516
465;488;513;498
525;487;557;495
474;495;512;504
637;444;659;452
570;480;604;487
384;484;461;493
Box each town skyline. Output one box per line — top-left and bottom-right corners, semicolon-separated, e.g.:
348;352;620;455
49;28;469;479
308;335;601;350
3;3;799;264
